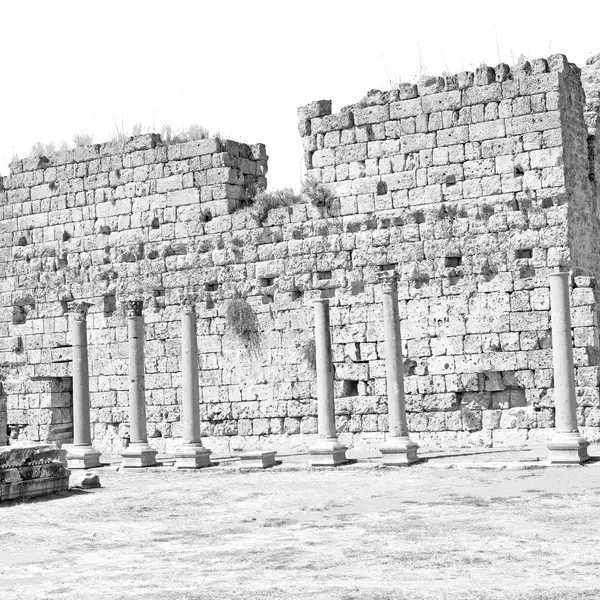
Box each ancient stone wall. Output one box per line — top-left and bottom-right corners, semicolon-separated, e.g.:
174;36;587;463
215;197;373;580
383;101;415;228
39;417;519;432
297;54;600;448
1;53;600;455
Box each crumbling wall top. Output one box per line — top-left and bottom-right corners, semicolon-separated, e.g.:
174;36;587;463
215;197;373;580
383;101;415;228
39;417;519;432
298;54;577;134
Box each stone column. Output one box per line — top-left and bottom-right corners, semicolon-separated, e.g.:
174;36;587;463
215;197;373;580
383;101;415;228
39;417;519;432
174;310;211;468
121;301;157;467
308;298;348;466
378;281;419;465
65;303;101;469
0;385;8;447
547;272;589;464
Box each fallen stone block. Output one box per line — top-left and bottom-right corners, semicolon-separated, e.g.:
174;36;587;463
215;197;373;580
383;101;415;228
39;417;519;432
69;471;101;489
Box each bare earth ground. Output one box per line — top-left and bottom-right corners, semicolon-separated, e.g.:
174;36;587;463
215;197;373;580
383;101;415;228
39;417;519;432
2;460;600;600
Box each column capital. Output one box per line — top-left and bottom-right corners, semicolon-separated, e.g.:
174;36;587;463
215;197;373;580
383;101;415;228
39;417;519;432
382;279;397;295
68;301;93;319
548;271;571;282
313;298;330;307
124;300;144;317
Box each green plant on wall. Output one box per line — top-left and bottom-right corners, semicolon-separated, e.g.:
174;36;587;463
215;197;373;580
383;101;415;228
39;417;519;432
301;176;335;209
301;338;316;372
226;297;260;356
249;187;300;224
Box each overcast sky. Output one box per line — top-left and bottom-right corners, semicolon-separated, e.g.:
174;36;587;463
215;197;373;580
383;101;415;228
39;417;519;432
1;1;599;190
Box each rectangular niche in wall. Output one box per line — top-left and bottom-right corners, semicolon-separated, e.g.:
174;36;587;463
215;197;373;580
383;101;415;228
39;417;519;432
340;380;359;397
103;294;116;317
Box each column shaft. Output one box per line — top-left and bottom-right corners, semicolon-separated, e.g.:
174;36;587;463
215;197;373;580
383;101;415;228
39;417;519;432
128;314;148;444
314;299;336;439
173;310;211;468
549;273;578;433
379;280;419;465
547;272;589;464
66;305;101;469
181;311;201;444
72;315;92;446
309;298;348;466
382;283;409;438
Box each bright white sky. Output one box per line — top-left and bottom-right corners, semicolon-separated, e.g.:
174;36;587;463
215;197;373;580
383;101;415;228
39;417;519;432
1;0;599;191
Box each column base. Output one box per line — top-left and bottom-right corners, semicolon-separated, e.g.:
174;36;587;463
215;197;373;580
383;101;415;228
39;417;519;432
379;436;420;466
239;451;277;468
173;444;212;469
547;431;590;464
309;438;348;466
64;444;102;469
121;442;158;468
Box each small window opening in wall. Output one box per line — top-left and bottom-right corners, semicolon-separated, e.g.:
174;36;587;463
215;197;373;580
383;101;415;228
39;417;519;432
379;263;397;272
103;294;116;317
541;197;554;208
17;236;28;247
321;288;335;299
205;282;218;292
340;380;359;397
515;249;533;259
260;277;275;287
99;225;111;235
151;217;160;229
445;256;462;268
153;288;165;311
262;293;274;304
13;336;24;354
445;174;457;186
514;165;525;177
291;289;303;301
376;181;388;195
206;295;216;309
62;230;71;242
12;305;27;325
317;271;333;280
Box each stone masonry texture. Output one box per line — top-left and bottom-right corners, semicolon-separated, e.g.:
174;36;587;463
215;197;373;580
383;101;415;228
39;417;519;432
2;53;600;455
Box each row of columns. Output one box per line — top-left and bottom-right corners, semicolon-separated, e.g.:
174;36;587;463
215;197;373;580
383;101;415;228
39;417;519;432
67;302;212;469
66;272;590;470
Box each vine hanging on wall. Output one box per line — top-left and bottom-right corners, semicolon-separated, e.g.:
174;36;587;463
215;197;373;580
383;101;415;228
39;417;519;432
226;297;261;356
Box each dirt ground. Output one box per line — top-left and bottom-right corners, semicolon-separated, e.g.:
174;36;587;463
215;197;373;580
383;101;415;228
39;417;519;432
2;462;600;600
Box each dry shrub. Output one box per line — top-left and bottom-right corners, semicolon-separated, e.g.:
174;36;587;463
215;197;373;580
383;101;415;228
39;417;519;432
301;176;335;209
226;298;260;355
302;338;316;372
250;187;300;224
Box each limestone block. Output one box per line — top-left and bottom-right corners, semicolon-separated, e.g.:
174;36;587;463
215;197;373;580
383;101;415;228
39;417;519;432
389;98;422;119
469;121;506;141
417;76;444;96
69;471;101;489
298;100;332;121
311;112;354;135
482;409;502;429
506;112;561;135
462;83;502;105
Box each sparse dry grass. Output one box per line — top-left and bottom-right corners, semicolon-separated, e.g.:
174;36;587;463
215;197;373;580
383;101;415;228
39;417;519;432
249;187;300;224
2;466;600;599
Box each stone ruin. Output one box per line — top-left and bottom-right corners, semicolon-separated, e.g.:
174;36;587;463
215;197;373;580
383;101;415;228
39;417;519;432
0;444;69;501
1;52;600;458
